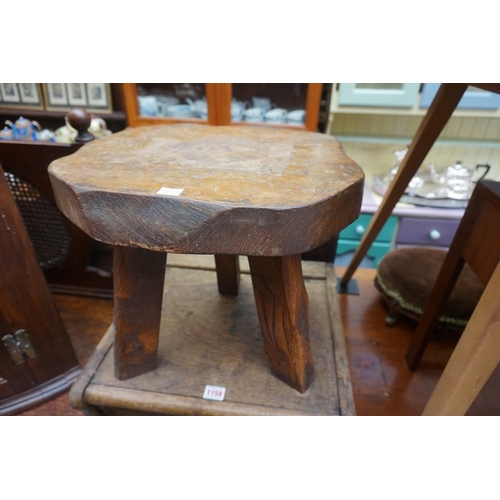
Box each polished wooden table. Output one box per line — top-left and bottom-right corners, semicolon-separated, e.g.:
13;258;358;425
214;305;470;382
49;123;363;393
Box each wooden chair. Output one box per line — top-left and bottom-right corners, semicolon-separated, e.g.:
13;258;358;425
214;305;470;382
406;180;500;370
403;180;500;415
0;109;113;298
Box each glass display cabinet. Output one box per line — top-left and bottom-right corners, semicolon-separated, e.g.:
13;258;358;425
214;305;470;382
122;83;324;131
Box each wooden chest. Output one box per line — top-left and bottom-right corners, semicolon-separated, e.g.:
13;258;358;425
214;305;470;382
70;256;355;416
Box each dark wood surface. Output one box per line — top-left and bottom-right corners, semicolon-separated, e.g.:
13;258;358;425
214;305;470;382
113;246;167;380
67;108;94;143
48;123;364;256
0;164;80;414
214;255;240;296
18;262;500;416
0;140;92;271
0;135;113;297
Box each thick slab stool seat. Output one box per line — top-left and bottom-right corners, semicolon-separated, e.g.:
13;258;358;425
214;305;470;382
48;124;364;393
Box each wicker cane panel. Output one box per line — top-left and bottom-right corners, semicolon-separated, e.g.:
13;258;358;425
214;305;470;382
4;171;70;270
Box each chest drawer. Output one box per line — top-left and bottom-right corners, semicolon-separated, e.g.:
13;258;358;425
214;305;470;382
340;214;398;242
396;217;460;247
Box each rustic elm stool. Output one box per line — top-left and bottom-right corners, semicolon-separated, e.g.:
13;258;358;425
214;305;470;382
48;124;363;393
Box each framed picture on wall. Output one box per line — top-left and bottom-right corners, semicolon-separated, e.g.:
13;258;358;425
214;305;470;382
19;83;41;104
0;83;44;110
86;83;112;112
43;83;69;110
42;83;112;112
67;83;87;106
1;83;21;103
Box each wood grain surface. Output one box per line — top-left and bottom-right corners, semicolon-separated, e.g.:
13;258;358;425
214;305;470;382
214;255;240;296
22;263;500;416
0;165;79;388
423;259;500;415
248;255;315;393
113;246;167;380
406;181;500;370
0;163;80;414
48;124;364;255
71;262;353;415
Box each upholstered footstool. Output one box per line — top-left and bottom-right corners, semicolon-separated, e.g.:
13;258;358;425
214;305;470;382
374;247;484;330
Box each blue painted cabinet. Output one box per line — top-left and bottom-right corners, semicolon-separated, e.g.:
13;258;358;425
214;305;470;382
335;214;398;268
420;84;500;110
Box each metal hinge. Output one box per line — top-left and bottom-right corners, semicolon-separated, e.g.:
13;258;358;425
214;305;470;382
2;329;37;364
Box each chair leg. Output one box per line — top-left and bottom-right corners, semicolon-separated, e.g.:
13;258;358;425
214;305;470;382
214;255;240;296
423;260;500;416
406;186;485;370
113;246;167;380
341;83;468;285
248;254;315;393
405;254;465;370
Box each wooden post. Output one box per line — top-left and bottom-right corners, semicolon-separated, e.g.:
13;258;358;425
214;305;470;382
214;255;240;296
405;189;484;370
248;255;315;393
113;246;167;380
341;83;468;285
423;260;500;416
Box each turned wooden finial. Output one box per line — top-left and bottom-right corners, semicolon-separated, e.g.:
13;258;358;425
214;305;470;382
67;108;94;143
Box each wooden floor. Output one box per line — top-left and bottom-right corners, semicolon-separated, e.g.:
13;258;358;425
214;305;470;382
20;266;500;416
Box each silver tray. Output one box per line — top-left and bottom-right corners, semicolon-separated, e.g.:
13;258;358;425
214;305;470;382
372;173;471;209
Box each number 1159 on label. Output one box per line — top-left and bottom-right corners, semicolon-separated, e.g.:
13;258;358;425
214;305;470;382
203;385;226;401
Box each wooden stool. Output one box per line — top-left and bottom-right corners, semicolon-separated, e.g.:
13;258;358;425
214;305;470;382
48;124;363;393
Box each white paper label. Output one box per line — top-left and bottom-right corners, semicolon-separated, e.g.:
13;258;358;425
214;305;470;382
156;187;184;196
203;385;226;401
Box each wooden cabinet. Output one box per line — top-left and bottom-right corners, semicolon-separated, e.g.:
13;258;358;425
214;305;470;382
335;212;462;268
0;164;80;415
0;140;114;297
0;83;127;134
396;217;460;248
122;83;325;131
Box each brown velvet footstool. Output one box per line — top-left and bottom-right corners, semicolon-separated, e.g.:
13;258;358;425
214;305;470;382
375;247;484;330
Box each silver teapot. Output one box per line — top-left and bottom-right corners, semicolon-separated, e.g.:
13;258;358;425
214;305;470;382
430;161;490;195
